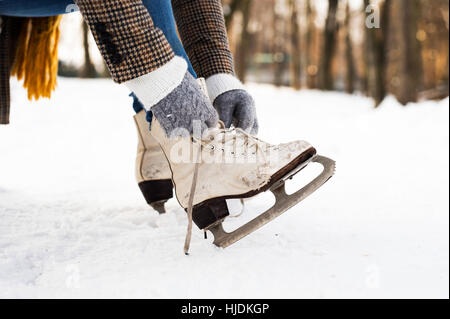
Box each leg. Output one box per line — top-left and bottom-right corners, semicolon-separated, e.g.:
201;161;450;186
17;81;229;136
142;0;196;78
131;0;196;114
131;1;200;212
130;1;198;213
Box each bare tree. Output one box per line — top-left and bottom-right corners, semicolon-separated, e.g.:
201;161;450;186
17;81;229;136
364;0;391;106
273;0;288;87
305;0;317;88
344;1;355;93
397;0;422;105
224;0;243;32
319;0;339;90
235;0;253;82
441;4;449;96
375;0;391;105
289;0;302;90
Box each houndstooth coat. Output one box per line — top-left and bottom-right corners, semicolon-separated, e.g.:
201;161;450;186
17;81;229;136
74;0;235;83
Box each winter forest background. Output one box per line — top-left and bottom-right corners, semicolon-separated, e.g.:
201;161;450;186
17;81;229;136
59;0;450;106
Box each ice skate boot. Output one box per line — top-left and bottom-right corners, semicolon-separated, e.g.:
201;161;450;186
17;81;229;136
149;117;335;251
133;78;212;214
134;109;173;214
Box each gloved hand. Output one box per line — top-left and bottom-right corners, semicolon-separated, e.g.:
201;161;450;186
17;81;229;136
213;89;258;135
152;72;218;136
206;74;258;135
125;57;218;137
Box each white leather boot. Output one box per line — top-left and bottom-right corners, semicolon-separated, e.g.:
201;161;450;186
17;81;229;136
134;109;173;214
132;73;335;250
150;116;317;231
133;78;210;214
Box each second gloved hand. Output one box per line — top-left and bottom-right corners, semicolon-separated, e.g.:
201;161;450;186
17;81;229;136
206;74;258;135
213;89;258;135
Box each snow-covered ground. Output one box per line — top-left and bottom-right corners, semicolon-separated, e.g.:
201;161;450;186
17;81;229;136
0;78;448;299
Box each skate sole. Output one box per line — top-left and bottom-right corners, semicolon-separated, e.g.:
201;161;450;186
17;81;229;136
208;155;336;248
138;180;173;214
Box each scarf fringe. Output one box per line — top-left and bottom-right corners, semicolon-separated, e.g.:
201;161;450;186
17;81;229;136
11;16;62;101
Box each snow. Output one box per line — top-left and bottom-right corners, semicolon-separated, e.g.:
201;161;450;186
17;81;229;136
0;78;448;299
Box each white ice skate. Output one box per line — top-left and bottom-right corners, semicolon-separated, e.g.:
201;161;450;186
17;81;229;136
149;116;335;252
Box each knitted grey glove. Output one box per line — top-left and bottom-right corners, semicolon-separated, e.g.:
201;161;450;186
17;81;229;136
152;72;219;137
213;89;258;135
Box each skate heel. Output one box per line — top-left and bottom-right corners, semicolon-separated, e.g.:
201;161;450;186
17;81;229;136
192;199;230;230
138;180;173;214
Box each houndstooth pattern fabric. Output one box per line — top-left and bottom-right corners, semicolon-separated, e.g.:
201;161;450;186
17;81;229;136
171;0;235;78
75;0;234;83
75;0;175;83
0;17;23;124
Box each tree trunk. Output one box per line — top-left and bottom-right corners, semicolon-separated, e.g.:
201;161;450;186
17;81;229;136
441;7;449;96
289;0;302;90
80;21;96;78
273;1;286;87
397;0;422;105
289;0;301;90
224;0;242;32
373;0;391;106
364;0;375;97
305;0;317;88
364;0;390;106
318;0;339;90
344;1;355;94
444;52;449;97
236;0;252;82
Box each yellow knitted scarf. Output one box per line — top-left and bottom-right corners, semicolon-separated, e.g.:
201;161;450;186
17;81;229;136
11;16;62;101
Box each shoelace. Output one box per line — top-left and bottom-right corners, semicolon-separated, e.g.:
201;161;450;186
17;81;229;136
202;124;269;164
183;124;269;254
184;143;201;255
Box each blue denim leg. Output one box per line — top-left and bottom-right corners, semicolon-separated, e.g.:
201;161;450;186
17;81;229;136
142;0;196;78
132;0;197;114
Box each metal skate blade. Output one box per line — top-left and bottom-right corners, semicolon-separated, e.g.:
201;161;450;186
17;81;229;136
269;155;315;191
209;155;336;248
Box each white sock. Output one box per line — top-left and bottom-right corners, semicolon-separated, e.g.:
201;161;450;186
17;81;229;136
205;73;245;103
124;56;187;110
